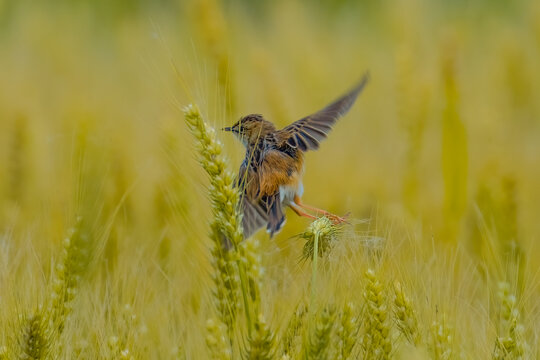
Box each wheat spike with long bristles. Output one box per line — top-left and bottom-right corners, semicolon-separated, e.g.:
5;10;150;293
49;217;85;336
361;269;392;359
392;281;421;346
240;237;264;311
107;336;134;360
306;305;335;360
493;281;529;359
17;310;49;360
206;318;232;360
183;104;242;334
0;345;8;360
281;304;306;357
336;302;357;360
245;314;274;360
429;315;454;360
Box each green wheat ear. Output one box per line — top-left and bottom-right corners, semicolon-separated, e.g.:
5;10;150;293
493;281;529;359
183;104;242;335
281;303;306;357
184;103;278;354
300;216;340;261
336;302;358;360
429;315;454;360
0;345;8;360
306;305;336;360
361;269;392;359
206;318;232;360
245;314;274;360
49;217;85;335
17;310;50;360
107;335;134;360
393;281;421;346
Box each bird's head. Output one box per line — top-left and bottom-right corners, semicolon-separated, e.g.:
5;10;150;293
223;114;276;146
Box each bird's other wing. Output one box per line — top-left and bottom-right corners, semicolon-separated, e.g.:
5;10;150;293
276;73;369;152
237;158;268;239
241;196;269;239
237;148;290;239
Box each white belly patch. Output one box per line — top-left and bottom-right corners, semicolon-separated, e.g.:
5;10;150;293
280;181;304;205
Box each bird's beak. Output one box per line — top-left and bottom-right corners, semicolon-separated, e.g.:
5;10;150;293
222;127;232;132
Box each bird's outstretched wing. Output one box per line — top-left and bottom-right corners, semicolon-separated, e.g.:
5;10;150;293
276;73;369;152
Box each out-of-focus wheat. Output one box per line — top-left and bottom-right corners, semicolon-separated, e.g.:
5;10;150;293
429;315;454;360
281;304;306;358
108;336;134;360
0;345;7;360
441;38;468;242
17;311;49;360
393;281;421;346
206;319;232;360
336;302;357;360
361;269;392;359
0;1;539;358
49;218;85;335
306;305;335;360
245;314;274;360
493;282;528;359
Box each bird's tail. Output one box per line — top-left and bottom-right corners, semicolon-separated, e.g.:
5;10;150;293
266;195;285;237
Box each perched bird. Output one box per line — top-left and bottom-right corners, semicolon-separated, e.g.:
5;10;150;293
223;73;369;238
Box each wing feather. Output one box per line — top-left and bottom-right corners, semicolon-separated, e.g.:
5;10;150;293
277;73;369;151
241;196;268;239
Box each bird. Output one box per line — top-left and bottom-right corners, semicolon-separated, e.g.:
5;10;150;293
223;73;369;239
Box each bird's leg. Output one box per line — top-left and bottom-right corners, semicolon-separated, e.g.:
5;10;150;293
288;203;318;220
293;195;347;224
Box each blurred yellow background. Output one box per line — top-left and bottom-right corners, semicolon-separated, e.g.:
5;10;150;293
0;0;539;358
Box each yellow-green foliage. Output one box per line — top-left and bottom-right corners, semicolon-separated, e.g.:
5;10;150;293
441;39;468;242
0;0;539;359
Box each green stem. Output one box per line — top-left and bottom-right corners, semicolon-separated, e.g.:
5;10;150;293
310;232;320;311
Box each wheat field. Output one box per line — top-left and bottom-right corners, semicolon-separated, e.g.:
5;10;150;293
1;0;539;359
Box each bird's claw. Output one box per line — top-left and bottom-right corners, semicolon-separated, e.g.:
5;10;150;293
325;213;348;225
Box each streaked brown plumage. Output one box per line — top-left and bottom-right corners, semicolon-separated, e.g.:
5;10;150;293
223;73;369;238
